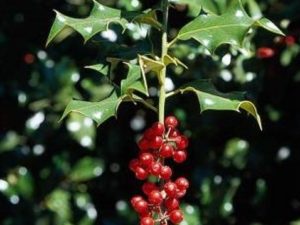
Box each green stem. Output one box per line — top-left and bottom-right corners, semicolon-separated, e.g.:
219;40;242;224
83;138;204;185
159;0;169;124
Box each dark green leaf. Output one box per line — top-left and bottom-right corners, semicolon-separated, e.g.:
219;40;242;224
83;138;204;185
47;0;127;46
60;90;121;126
177;0;283;53
121;63;148;96
178;79;262;129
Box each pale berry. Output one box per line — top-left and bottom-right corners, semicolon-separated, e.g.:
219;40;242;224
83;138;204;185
151;122;165;136
148;190;163;205
175;177;189;190
140;217;154;225
164;182;177;198
173;150;187;163
160;166;172;180
160;143;174;158
142;182;157;195
169;210;184;224
165;116;178;129
176;189;186;198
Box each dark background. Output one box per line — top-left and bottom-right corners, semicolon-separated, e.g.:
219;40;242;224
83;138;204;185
1;0;300;224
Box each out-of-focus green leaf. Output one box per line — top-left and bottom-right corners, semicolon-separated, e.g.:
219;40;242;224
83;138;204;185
177;79;262;130
121;63;148;96
66;114;96;149
177;0;283;53
60;90;121;126
182;204;202;225
69;157;104;182
0;131;21;153
46;189;72;224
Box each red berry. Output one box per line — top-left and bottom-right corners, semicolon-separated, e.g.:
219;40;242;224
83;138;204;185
151;136;163;149
150;162;161;176
160;143;174;158
129;159;140;171
148;190;163;205
138;138;150;151
142;182;158;195
175;177;189;190
135;167;148;180
176;135;189;149
140;217;154;225
164;182;177;198
165;116;178;129
160;166;172;180
169;129;180;138
285;35;296;46
169;210;184;224
134;200;148;214
165;198;179;211
176;189;186;198
173;150;187;163
151;122;165;136
139;153;154;168
144;128;155;140
131;195;143;207
257;47;274;58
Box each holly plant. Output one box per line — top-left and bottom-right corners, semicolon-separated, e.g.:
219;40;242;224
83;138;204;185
47;0;283;224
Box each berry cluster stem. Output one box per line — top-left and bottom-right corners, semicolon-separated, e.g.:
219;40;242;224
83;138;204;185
159;0;169;124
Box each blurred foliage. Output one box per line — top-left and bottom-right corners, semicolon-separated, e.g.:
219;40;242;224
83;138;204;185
1;0;300;225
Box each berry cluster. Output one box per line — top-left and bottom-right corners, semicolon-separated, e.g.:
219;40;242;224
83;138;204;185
129;116;189;225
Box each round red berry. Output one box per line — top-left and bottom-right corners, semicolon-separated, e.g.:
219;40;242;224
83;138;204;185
176;135;189;149
176;189;186;198
139;153;154;168
134;200;148;214
165;198;179;211
165;116;178;129
160;143;174;158
160;166;172;180
131;195;143;207
151;136;163;149
129;159;140;171
169;210;184;224
164;182;177;198
138;138;150;151
142;182;157;195
175;177;189;190
151;122;165;136
173;150;187;163
257;47;274;59
169;129;180;138
135;167;148;180
140;217;154;225
150;162;161;176
144;128;155;140
148;190;163;205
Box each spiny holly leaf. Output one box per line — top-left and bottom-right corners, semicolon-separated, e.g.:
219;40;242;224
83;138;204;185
177;0;283;53
85;64;109;76
47;0;127;46
121;63;149;96
60;90;121;126
127;9;162;30
179;79;262;130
